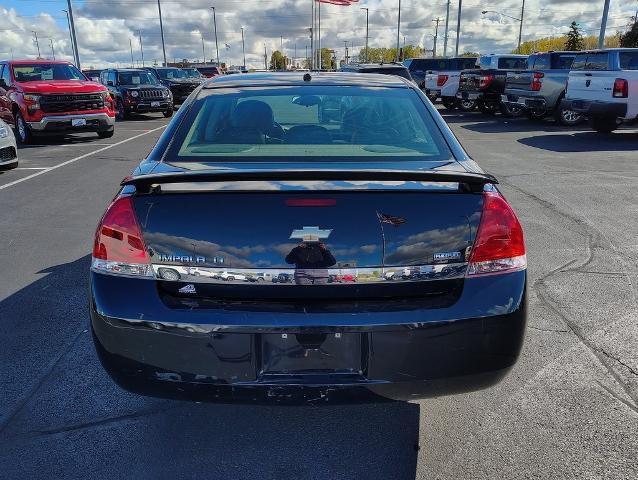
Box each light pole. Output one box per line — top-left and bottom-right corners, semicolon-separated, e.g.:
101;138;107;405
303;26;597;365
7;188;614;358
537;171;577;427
241;27;246;70
395;0;401;62
361;7;369;62
66;0;80;68
49;39;55;60
443;0;451;57
201;33;206;63
130;38;134;66
157;0;167;66
62;10;76;64
481;7;524;52
210;7;220;67
138;30;145;67
599;0;611;49
432;18;441;58
455;0;462;57
32;31;41;58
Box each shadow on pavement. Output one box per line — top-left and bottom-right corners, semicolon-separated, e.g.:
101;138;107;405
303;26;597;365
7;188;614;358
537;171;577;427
518;131;638;153
0;256;420;480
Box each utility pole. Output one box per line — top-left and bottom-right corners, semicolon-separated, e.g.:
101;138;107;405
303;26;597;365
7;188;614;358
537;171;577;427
517;0;526;53
395;0;401;62
138;30;145;67
32;31;41;58
294;43;297;68
130;38;134;67
264;43;267;70
211;7;220;67
157;0;167;66
432;17;442;58
361;7;369;62
62;10;76;64
310;0;314;69
443;0;451;57
241;27;246;70
66;0;80;68
318;0;321;69
201;33;206;64
49;39;55;60
343;40;349;65
599;0;611;49
455;0;462;57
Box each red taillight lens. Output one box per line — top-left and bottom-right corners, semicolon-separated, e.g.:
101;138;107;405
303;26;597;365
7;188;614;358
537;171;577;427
92;196;152;277
437;74;449;87
531;72;544;92
613;78;628;98
479;74;494;89
467;191;526;276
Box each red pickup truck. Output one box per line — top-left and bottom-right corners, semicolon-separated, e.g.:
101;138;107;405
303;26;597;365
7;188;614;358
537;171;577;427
0;60;115;144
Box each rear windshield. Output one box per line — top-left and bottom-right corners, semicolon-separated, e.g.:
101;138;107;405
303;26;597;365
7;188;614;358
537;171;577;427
450;58;478;70
118;71;158;86
572;52;609;70
405;59;448;71
497;57;528;69
167;85;452;162
358;67;413;80
620;52;638;70
12;63;85;82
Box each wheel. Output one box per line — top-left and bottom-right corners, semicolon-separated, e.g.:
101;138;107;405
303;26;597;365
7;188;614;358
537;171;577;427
526;109;547;121
554;107;583;127
457;98;477;112
477;100;497;115
590;115;619;134
158;268;180;281
97;129;114;139
499;102;523;118
115;98;128;121
441;97;457;110
163;107;174;118
15;111;33;145
226;276;235;281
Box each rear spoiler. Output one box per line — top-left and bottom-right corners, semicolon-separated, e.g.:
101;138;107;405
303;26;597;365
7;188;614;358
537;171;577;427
122;169;498;194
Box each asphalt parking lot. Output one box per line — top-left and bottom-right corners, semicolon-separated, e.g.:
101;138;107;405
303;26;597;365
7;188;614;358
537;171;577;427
1;109;637;479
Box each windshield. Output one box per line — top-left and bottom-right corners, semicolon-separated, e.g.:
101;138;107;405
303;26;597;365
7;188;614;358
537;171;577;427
13;63;86;82
118;71;158;86
168;85;452;163
183;69;202;78
158;68;187;79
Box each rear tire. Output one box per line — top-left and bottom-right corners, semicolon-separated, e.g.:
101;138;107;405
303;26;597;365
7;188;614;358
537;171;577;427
97;129;114;139
441;97;457;110
477;100;497;115
458;99;477;112
163;107;174;118
499;102;523;118
590;115;619;134
554;107;583;127
15;111;33;145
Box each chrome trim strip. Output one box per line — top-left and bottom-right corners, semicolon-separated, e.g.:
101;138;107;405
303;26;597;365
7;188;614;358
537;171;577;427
28;112;115;130
151;263;468;284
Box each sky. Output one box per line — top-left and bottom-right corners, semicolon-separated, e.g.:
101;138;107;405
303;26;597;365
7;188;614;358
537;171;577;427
0;0;635;69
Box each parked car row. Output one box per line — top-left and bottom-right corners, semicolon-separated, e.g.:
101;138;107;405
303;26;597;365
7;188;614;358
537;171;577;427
405;47;638;133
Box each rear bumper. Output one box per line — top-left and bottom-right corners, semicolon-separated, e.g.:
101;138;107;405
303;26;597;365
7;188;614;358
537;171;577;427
561;99;628;118
27;112;115;134
501;92;547;111
90;270;527;403
0;145;18;170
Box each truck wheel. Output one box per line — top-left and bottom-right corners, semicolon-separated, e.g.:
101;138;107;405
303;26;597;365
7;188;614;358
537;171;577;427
477;100;497;115
526;109;546;121
163;107;174;118
458;99;477;112
15;111;33;145
97;129;114;139
499;102;523;118
554;108;583;127
590;116;619;134
441;97;457;110
116;99;128;121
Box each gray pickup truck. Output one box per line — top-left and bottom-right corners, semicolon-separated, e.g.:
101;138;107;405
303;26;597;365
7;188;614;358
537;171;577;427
501;51;583;125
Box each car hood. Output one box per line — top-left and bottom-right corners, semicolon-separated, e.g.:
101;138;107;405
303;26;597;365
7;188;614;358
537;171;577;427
18;80;106;94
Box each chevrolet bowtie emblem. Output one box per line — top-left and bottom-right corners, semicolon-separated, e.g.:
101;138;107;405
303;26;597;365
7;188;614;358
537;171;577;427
290;226;332;242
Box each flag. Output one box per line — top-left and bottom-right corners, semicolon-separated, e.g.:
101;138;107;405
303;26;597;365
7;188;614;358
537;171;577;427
377;212;406;227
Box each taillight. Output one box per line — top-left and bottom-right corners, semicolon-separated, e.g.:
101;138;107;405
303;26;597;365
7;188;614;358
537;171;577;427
613;78;628;98
437;74;449;87
479;74;494;89
466;191;526;277
531;72;544;92
92;196;152;277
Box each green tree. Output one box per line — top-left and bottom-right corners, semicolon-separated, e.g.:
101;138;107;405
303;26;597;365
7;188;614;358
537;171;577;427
461;51;479;58
319;48;336;70
270;50;287;70
620;17;638;47
564;22;585;51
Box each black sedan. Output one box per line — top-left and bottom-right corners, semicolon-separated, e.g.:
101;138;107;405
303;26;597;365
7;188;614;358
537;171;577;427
90;72;527;403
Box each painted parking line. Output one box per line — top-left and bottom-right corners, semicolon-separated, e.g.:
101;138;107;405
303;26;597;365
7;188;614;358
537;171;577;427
0;125;166;191
14;167;48;170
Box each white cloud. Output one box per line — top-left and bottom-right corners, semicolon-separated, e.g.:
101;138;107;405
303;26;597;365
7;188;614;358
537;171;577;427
0;1;635;69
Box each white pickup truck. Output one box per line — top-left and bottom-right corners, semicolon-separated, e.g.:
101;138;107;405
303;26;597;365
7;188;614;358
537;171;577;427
562;48;638;133
422;57;479;110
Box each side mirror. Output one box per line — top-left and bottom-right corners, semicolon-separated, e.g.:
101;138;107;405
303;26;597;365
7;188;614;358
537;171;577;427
107;80;114;86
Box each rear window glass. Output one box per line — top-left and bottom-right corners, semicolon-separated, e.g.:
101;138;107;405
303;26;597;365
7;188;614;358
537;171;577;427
498;57;528;69
572;53;609;70
620;52;638;70
12;63;85;82
531;55;550;70
168;85;451;162
359;67;412;80
479;57;493;69
552;54;575;69
450;58;478;70
405;59;448;71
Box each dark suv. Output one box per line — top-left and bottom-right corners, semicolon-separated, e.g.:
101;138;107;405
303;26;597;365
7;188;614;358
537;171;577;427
339;63;413;82
144;67;200;105
100;69;173;120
